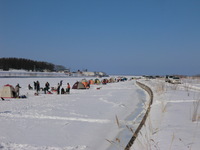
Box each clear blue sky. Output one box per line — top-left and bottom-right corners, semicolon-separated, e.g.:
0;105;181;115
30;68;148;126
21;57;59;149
0;0;200;75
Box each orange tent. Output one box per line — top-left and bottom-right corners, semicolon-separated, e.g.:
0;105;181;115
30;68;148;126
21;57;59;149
89;79;95;85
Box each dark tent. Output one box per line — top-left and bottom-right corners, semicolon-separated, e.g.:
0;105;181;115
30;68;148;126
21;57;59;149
72;82;86;89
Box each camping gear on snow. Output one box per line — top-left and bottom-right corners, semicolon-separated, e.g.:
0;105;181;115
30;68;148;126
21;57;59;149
81;79;88;82
94;79;101;84
89;79;95;85
109;77;116;83
81;79;89;88
0;84;16;98
72;82;86;89
18;95;27;98
102;79;108;85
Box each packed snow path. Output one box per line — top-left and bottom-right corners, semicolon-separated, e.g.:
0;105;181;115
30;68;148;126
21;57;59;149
0;77;148;150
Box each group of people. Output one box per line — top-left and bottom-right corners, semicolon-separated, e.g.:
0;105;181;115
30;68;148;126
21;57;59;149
56;80;70;95
29;80;71;95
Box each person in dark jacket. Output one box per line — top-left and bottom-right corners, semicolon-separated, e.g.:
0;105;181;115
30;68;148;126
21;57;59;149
34;81;37;90
45;82;50;91
61;88;65;94
60;80;63;87
57;83;60;94
36;81;40;94
44;82;50;94
28;84;33;90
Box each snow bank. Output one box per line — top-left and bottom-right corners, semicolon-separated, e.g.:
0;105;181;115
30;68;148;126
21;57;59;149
125;81;153;150
131;79;200;150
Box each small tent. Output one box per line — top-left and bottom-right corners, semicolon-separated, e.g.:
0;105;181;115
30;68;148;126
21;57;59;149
102;78;108;85
109;77;116;83
72;82;86;89
81;79;89;88
0;84;16;98
89;79;95;85
94;79;101;84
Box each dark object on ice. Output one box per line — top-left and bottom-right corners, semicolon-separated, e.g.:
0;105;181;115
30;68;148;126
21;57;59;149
1;97;5;101
18;95;27;98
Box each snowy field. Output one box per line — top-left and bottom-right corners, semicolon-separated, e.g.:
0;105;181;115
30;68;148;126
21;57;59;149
0;77;148;150
132;78;200;150
1;76;200;150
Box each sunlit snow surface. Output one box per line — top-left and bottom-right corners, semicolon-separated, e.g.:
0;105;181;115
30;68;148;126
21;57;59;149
0;77;147;150
131;78;200;150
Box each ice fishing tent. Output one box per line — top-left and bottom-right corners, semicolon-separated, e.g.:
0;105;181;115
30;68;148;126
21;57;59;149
0;84;16;98
102;78;108;84
89;79;95;85
72;82;86;89
94;79;101;84
81;79;88;88
109;77;116;83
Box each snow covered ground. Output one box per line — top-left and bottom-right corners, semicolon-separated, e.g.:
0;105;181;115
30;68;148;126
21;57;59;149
0;77;148;150
0;77;200;150
132;78;200;150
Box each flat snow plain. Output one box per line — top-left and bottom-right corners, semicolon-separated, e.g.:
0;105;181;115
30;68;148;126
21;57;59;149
1;77;200;150
0;77;147;150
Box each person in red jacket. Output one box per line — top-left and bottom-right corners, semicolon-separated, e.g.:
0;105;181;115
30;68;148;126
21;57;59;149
66;83;70;94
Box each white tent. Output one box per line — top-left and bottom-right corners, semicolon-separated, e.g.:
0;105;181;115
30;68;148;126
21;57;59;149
0;84;16;98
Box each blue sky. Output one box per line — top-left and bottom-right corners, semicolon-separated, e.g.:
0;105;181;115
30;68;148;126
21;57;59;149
0;0;200;75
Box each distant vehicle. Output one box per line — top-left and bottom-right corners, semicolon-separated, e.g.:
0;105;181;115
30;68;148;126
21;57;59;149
165;75;181;84
171;76;181;84
165;75;174;83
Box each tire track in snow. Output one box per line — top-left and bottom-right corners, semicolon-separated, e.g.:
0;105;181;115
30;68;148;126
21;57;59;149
0;113;110;124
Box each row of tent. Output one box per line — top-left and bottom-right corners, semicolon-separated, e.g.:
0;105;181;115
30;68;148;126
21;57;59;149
0;77;128;98
72;77;128;89
72;78;101;89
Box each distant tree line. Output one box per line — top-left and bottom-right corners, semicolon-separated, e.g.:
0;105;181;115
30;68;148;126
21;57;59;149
0;57;66;72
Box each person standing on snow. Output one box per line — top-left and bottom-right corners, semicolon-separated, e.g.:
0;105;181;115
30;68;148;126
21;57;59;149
57;83;60;94
45;82;50;91
34;81;37;90
36;81;40;94
60;80;63;87
15;83;21;97
66;83;70;94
